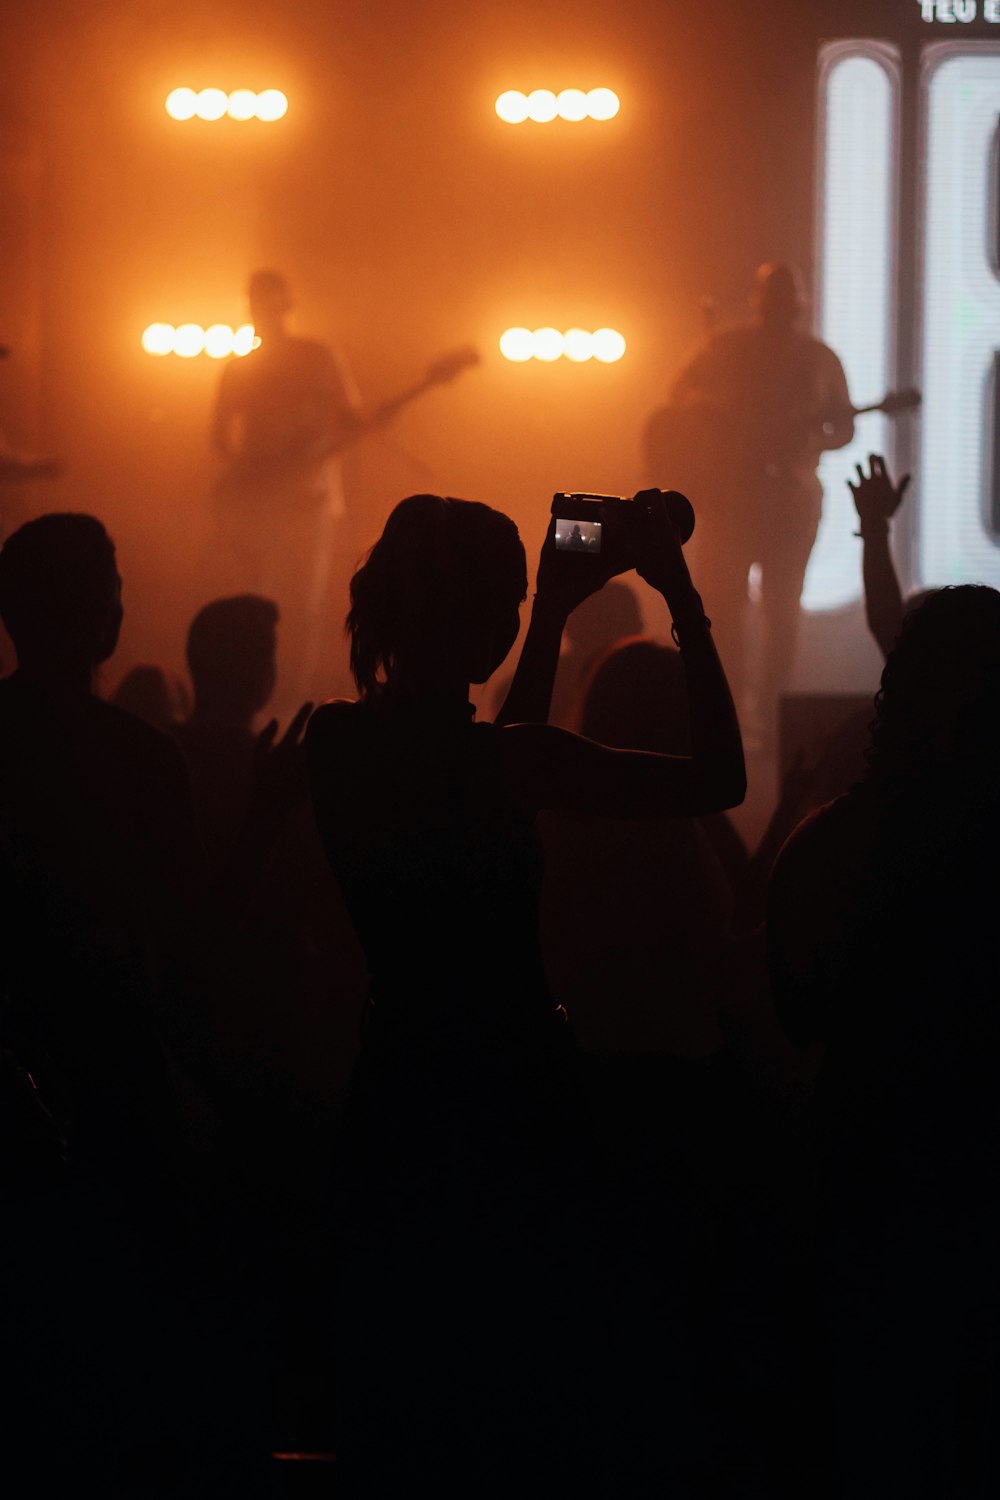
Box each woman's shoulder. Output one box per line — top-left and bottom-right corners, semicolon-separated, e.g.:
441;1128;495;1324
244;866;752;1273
771;787;876;906
305;697;374;765
307;696;366;737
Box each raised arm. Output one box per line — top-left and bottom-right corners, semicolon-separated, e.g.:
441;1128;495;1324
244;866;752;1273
849;453;909;660
499;496;746;817
495;516;629;727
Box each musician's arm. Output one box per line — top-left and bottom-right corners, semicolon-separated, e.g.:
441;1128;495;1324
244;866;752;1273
0;455;60;482
669;343;715;408
322;346;365;447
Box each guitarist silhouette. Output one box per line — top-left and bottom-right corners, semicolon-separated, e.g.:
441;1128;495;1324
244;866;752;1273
209;270;478;700
647;264;858;729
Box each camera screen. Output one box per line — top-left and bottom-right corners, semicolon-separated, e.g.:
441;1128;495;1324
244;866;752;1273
555;518;602;554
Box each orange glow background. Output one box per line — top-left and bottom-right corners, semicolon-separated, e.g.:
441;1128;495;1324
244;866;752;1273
0;0;893;705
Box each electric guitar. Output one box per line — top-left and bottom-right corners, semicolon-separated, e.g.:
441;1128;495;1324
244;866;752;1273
213;345;480;509
643;387;922;499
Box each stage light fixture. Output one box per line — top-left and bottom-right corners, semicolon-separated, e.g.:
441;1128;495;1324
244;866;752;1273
142;323;260;357
141;323;175;356
562;328;594;361
526;90;559;123
495;91;530;124
586;88;620;121
495;87;620;123
204;324;235;358
556;89;589;122
233;324;258;355
591;328;626;362
498;327;534;361
255;89;288;121
532;327;564;360
173;323;206;357
227;89;258;121
165;88;198;121
499;327;626;362
165;88;287;122
195;88;229;122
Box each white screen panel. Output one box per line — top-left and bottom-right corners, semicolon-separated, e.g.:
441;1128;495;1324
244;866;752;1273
807;50;895;611
920;49;1000;589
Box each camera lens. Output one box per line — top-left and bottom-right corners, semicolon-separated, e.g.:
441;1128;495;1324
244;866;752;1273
664;491;695;545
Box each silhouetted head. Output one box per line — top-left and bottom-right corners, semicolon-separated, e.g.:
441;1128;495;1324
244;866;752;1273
111;664;190;733
347;494;527;698
753;262;803;333
248;269;292;336
186;594;278;727
579;637;690;754
0;513;122;676
870;585;1000;792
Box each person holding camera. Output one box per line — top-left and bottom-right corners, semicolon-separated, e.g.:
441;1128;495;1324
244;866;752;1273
305;487;744;1492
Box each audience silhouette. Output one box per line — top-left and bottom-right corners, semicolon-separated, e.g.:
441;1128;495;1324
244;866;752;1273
4;421;997;1497
305;490;744;1491
173;594;281;862
769;584;1000;1496
0;514;278;1496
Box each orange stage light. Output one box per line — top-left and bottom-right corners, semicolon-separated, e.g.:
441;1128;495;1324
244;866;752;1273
165;88;198;121
591;328;626;362
586;88;620;120
141;324;258;358
495;91;530;124
495;88;620;123
232;324;258;356
526;90;559;124
562;328;594;361
531;326;564;360
227;89;258;121
556;89;589;122
164;88;288;122
173;323;207;357
204;324;235;358
498;327;534;361
499;327;626;362
141;323;175;356
195;88;229;122
255;89;288;121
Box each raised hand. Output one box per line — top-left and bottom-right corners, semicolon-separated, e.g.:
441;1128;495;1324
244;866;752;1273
534;513;631;616
630;488;688;597
848;453;911;530
252;701;314;817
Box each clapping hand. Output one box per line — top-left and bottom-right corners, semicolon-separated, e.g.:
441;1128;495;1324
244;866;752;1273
252;702;314;818
848;454;910;530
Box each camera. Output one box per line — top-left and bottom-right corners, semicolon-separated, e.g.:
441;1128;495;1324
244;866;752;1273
550;489;695;555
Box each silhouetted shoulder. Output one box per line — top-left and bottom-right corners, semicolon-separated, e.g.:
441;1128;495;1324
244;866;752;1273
90;693;187;757
305;700;372;813
775;788;872;872
768;791;875;1046
305;697;363;752
291;337;338;363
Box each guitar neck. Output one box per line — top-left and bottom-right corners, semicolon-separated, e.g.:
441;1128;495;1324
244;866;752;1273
366;376;438;431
